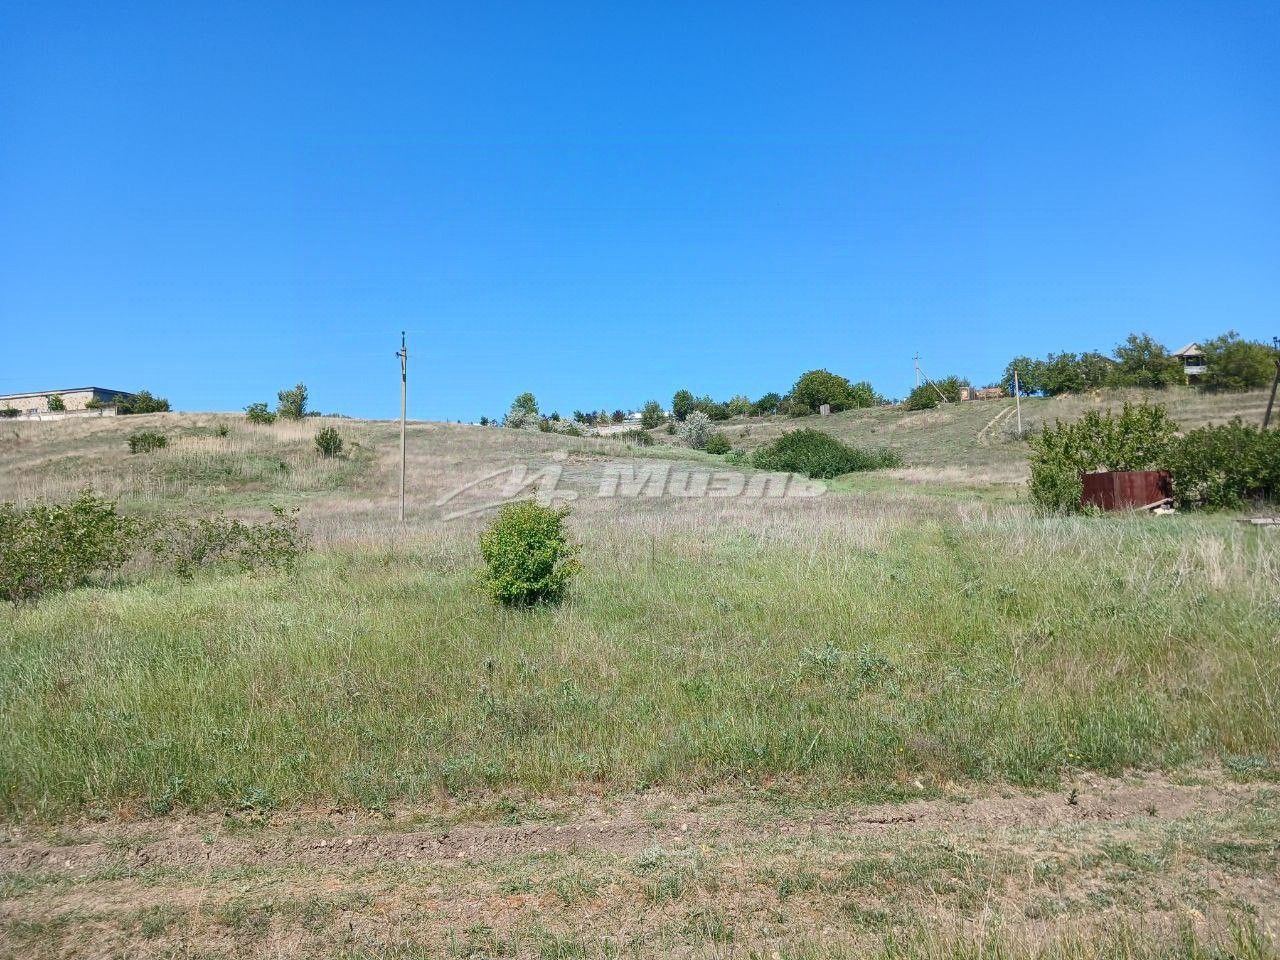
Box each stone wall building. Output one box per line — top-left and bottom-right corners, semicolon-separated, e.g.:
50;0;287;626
0;387;138;418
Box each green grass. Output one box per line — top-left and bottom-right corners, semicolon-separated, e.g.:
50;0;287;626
2;507;1276;817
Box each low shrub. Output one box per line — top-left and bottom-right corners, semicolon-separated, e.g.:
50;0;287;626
145;507;306;580
245;402;276;424
1167;419;1280;509
0;407;17;418
751;430;902;478
1028;403;1178;512
618;428;654;446
0;493;139;604
479;501;579;607
114;390;171;414
127;431;168;454
46;394;66;411
315;426;344;457
677;411;713;449
704;433;731;455
0;492;308;604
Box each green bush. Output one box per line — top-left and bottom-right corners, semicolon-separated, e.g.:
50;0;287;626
752;429;902;478
1167;419;1280;509
618;428;654;446
245;402;276;424
640;401;665;429
1028;402;1178;512
788;369;877;414
46;394;66;411
127;431;168;454
145;506;306;581
479;501;579;607
677;411;714;449
0;407;17;418
0;493;139;604
0;493;307;604
276;383;308;420
114;390;171;414
314;426;344;457
903;376;969;411
704;433;731;455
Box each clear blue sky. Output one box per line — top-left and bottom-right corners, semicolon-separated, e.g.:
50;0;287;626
2;2;1277;420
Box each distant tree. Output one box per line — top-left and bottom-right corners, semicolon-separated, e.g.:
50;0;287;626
46;394;65;411
276;383;308;419
1041;353;1086;395
676;410;713;449
672;390;695;422
1200;332;1277;391
848;381;880;408
695;396;730;421
479;416;490;426
505;392;540;429
115;389;171;414
611;409;625;423
549;411;561;422
752;392;782;416
1110;334;1183;388
1001;357;1044;396
640;400;666;429
725;395;753;417
1076;352;1115;390
789;369;875;414
245;402;276;424
903;376;969;410
573;410;592;425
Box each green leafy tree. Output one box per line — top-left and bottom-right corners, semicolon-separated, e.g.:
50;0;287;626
46;394;65;411
725;395;753;417
611;409;626;423
1002;357;1044;396
671;390;695;422
505;392;540;428
1200;332;1277;391
640;400;665;429
1109;334;1183;388
276;383;308;419
903;376;969;411
789;369;857;414
245;402;276;424
752;392;782;416
115;390;171;414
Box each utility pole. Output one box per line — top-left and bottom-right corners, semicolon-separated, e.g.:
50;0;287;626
913;353;921;388
397;331;408;522
1013;368;1023;436
1264;336;1280;430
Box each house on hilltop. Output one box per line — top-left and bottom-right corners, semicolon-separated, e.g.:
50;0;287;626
1172;343;1207;383
0;387;139;419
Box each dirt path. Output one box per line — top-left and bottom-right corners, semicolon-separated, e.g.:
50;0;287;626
0;770;1258;876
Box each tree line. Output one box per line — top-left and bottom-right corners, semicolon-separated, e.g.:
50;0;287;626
1002;331;1276;396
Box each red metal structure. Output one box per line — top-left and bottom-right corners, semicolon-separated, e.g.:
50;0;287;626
1080;470;1172;511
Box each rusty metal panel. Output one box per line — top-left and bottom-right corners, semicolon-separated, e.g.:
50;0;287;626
1080;471;1172;510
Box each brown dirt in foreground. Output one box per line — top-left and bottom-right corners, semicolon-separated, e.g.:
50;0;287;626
2;771;1278;959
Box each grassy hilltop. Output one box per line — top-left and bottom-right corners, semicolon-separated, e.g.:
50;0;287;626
1;389;1278;958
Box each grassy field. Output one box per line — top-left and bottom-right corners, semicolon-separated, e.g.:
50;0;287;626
1;394;1278;957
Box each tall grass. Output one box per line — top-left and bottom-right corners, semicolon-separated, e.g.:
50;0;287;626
2;510;1276;818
